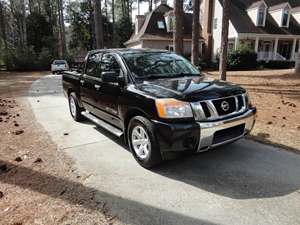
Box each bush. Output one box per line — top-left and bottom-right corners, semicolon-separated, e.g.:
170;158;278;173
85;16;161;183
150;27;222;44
228;44;258;70
259;60;295;69
3;46;54;71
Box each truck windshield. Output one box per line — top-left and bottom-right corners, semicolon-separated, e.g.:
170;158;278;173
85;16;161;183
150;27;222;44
122;52;200;79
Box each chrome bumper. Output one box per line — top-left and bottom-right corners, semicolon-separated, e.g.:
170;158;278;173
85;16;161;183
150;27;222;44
197;108;256;151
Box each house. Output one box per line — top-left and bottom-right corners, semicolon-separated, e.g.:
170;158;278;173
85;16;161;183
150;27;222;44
202;0;300;62
124;0;204;56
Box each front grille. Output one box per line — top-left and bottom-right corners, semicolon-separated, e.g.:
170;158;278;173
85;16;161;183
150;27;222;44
200;102;211;117
191;94;246;121
212;124;245;145
212;97;236;116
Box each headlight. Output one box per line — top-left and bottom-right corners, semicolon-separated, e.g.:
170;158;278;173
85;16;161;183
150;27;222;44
155;98;193;118
245;92;252;107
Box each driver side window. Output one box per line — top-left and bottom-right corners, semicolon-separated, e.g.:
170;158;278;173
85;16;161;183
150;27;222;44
101;54;121;75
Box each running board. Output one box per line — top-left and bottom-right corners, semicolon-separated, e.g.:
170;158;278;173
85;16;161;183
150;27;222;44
81;111;123;137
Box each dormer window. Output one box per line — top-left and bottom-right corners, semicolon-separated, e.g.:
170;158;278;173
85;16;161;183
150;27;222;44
269;3;291;28
282;7;290;27
247;1;267;27
257;5;266;26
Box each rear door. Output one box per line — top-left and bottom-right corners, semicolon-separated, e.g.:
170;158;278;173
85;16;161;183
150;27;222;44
79;53;102;113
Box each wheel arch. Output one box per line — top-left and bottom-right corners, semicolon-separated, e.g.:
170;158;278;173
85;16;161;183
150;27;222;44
123;107;151;144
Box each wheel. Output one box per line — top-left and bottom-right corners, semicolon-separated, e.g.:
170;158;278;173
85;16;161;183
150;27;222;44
128;116;162;168
69;92;84;121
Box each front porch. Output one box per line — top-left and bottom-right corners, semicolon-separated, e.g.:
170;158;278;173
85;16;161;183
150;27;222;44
229;36;300;62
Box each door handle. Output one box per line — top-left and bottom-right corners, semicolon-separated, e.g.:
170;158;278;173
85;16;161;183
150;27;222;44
80;80;85;85
94;84;101;91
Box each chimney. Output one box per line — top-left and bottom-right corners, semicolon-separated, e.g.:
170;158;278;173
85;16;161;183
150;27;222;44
202;0;213;62
135;15;146;34
160;0;167;5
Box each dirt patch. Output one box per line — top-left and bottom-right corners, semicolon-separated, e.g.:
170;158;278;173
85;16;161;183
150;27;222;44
0;72;116;225
205;69;300;151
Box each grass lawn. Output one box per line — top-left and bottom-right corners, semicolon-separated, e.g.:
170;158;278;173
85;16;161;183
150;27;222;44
205;69;300;152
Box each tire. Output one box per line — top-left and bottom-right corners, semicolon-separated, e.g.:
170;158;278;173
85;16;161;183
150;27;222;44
68;92;84;122
128;116;162;168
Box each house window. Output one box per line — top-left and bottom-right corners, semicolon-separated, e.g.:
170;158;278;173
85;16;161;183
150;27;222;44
257;6;266;26
282;8;290;27
157;21;165;29
213;18;218;29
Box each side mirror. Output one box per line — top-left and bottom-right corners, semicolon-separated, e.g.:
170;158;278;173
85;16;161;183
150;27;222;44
102;71;124;85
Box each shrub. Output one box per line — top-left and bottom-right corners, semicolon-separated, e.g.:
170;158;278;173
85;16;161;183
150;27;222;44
228;44;258;70
3;46;55;71
259;60;295;69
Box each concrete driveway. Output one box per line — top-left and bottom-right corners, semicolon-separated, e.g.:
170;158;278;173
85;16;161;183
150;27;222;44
28;75;300;225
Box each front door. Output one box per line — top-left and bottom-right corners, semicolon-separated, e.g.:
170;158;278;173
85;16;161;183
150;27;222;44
93;53;124;130
263;42;273;60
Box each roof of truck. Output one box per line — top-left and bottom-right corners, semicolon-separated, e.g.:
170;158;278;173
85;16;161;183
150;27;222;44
89;48;169;55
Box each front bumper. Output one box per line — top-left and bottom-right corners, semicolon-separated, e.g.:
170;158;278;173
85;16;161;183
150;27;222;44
152;108;256;155
197;107;256;151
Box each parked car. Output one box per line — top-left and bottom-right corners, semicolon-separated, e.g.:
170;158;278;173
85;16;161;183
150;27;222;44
62;49;256;168
51;60;69;74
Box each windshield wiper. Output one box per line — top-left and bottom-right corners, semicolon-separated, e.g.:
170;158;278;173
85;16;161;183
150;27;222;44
135;74;170;79
174;72;201;77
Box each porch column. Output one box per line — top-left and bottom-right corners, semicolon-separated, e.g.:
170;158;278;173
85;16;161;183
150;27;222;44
273;38;279;60
255;37;259;53
235;37;239;50
290;38;297;61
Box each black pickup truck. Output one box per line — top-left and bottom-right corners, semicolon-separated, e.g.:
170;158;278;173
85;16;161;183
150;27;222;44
63;49;256;168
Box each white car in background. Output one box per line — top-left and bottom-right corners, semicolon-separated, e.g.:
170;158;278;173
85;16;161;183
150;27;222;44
51;60;69;74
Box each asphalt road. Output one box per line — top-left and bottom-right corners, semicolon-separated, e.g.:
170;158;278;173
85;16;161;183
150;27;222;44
28;75;300;225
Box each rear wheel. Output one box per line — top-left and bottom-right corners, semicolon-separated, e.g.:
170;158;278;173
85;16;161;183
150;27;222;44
69;92;84;121
128;116;162;168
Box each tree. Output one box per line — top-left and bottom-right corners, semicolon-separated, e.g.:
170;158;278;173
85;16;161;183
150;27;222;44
0;1;8;51
21;0;27;47
295;51;300;74
219;0;230;81
191;0;200;66
174;0;184;55
94;0;104;49
58;0;67;58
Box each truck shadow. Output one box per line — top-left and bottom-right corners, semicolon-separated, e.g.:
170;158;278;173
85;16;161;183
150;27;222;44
93;126;300;200
0;159;217;225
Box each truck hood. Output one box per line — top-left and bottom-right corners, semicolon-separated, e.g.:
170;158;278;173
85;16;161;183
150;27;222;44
135;76;245;101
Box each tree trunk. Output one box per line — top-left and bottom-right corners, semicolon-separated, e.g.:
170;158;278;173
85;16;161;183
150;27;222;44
94;0;104;49
58;0;67;58
295;50;300;74
21;0;27;47
0;1;8;51
219;0;230;81
149;0;152;12
191;0;200;66
112;0;116;46
174;0;184;55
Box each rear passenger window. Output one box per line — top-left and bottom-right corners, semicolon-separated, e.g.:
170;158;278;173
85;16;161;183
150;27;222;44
85;53;101;77
101;54;121;75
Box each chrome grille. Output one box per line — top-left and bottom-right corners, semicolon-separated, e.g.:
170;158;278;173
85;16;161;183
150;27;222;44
191;94;247;121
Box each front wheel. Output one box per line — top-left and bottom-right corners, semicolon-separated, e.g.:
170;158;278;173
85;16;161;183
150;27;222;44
128;116;162;169
69;92;84;122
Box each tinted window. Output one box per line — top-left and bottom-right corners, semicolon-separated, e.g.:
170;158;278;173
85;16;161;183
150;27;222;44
100;54;121;74
54;60;67;65
122;52;200;78
85;53;101;76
